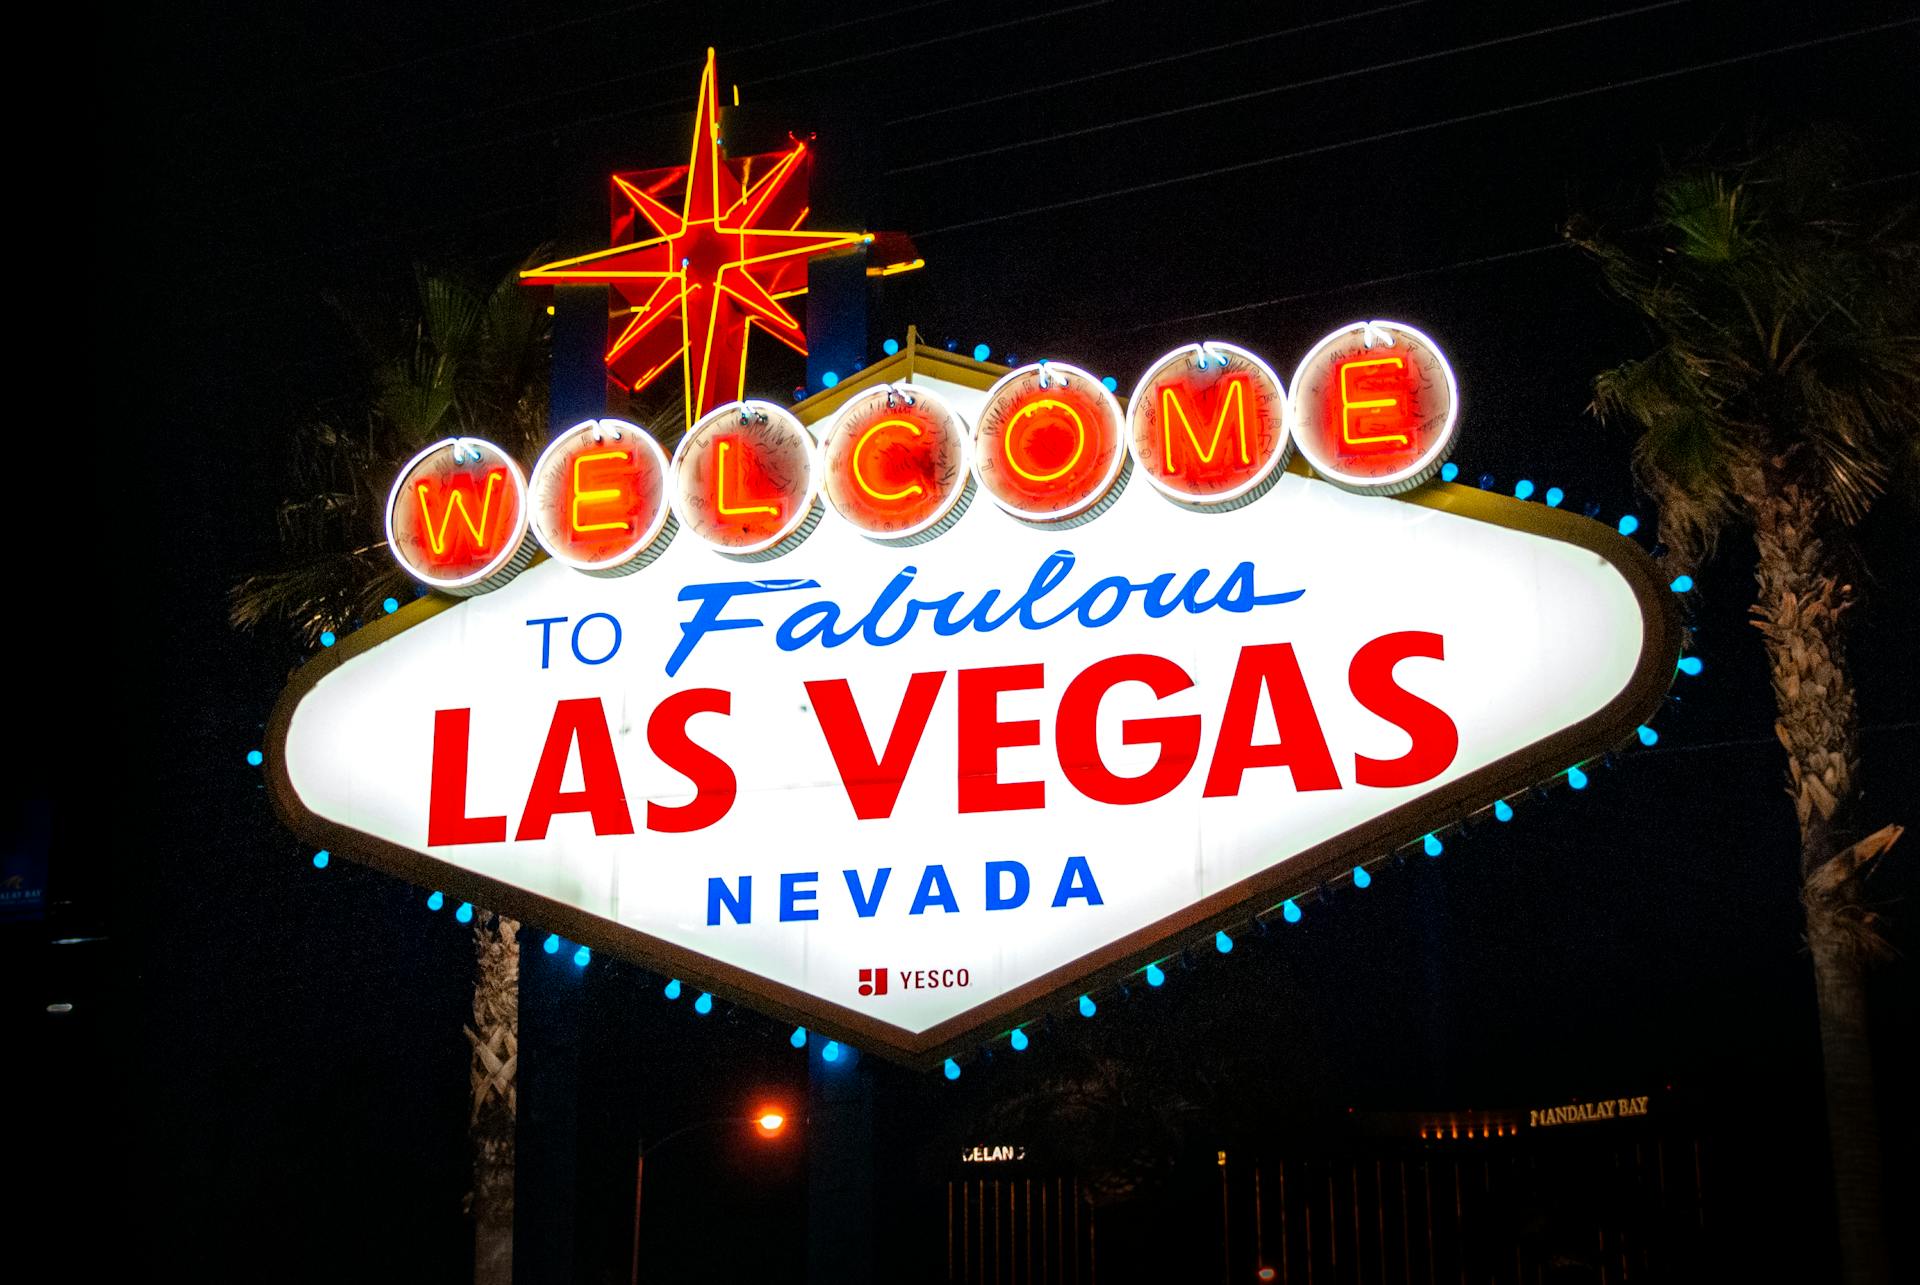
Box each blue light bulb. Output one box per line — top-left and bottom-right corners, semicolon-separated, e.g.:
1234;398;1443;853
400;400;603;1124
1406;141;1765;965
1352;865;1371;889
972;343;990;361
1493;799;1514;822
1637;725;1659;747
1215;930;1233;954
573;946;590;967
246;750;263;767
543;934;560;954
312;850;330;869
694;992;713;1015
1678;656;1703;676
1078;994;1096;1018
1423;833;1443;858
456;902;474;923
1145;962;1165;987
1440;462;1459;482
1514;479;1535;500
1545;487;1564;507
664;978;682;1000
320;631;337;647
1282;898;1302;923
1618;514;1640;536
383;597;399;614
882;338;899;356
821;371;839;388
1010;1028;1029;1051
823;1040;841;1062
426;890;445;911
944;1058;961;1080
1102;376;1118;392
1567;766;1589;790
1670;575;1694;593
791;1026;808;1049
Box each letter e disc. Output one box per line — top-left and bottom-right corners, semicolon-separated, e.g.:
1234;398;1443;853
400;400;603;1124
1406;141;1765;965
528;419;675;575
1127;341;1290;510
384;437;534;595
973;361;1129;527
1289;320;1459;493
671;400;822;560
821;385;975;545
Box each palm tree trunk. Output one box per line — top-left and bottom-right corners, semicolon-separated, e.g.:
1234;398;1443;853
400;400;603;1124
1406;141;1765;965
467;912;519;1285
1745;469;1887;1285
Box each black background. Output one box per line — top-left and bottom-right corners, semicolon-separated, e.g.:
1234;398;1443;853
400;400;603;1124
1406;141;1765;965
35;1;1920;1279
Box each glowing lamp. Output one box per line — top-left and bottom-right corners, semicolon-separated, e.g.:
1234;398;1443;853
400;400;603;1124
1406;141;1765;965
456;901;474;923
1670;575;1693;593
943;1058;961;1080
1423;833;1444;857
1514;479;1535;500
1637;725;1659;747
755;1110;786;1135
246;750;263;767
426;891;445;911
1440;462;1459;482
1289;320;1458;494
573;945;591;967
528;419;675;575
822;1040;841;1062
1259;1269;1277;1283
1567;766;1589;790
822;371;840;388
1145;962;1165;987
384;437;534;594
1352;865;1371;888
973;362;1128;527
1010;1027;1029;1051
1078;994;1096;1018
668;400;821;559
1101;376;1118;392
1545;487;1565;508
1281;898;1302;923
1214;930;1233;954
819;385;975;544
320;631;337;648
1677;656;1703;676
312;850;330;869
1493;799;1514;822
882;338;899;356
664;978;682;1000
790;1026;807;1048
972;343;990;361
382;597;400;613
694;991;714;1014
1618;514;1640;535
1126;341;1291;510
543;934;560;954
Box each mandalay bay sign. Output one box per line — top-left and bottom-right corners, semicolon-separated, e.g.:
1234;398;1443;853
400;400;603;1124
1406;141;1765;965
268;321;1682;1068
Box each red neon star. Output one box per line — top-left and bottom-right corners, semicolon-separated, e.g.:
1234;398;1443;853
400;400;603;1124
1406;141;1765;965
522;49;870;426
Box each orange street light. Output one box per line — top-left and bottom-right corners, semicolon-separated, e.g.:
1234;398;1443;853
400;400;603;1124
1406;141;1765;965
755;1109;786;1136
632;1103;797;1284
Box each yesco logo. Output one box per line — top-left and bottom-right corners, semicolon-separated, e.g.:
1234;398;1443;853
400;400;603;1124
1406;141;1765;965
859;966;970;997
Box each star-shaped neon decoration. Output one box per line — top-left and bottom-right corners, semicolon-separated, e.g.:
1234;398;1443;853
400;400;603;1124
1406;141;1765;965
522;49;871;426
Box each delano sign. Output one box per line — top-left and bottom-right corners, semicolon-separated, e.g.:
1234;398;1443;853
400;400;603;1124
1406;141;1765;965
268;326;1681;1068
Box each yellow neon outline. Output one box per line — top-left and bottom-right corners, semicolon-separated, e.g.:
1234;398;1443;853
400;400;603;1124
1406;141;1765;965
1339;356;1412;450
715;439;779;519
852;419;926;502
1161;377;1251;474
569;449;634;535
1003;398;1086;485
415;469;503;557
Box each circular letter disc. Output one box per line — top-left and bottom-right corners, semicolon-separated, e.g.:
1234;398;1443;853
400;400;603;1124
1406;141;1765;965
1127;341;1290;509
973;361;1129;527
384;437;534;595
1289;320;1459;493
528;419;675;575
820;384;974;545
671;400;822;560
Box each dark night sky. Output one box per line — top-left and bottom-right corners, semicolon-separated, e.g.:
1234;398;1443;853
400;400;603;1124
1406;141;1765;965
41;0;1920;1279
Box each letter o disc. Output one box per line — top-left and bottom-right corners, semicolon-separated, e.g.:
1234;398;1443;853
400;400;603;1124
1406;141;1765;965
528;419;675;576
671;400;822;560
820;385;974;545
1289;320;1459;493
973;361;1129;527
1127;341;1290;510
384;437;534;595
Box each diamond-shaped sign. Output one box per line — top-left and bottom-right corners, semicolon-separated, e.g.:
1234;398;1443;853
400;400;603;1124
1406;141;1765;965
268;350;1680;1068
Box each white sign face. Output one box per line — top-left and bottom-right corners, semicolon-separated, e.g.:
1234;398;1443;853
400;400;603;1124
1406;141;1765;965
272;371;1676;1066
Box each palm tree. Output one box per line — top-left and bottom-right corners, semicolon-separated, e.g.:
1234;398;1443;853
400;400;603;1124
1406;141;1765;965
1566;134;1915;1285
233;261;551;1285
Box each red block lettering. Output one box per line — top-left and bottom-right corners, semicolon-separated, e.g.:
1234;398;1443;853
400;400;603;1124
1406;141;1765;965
1055;654;1200;805
807;672;947;820
957;664;1046;814
1202;643;1341;797
515;698;636;841
646;688;737;833
1349;631;1458;787
428;707;508;846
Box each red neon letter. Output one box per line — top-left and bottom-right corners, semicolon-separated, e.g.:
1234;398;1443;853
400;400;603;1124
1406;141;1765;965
1349;631;1458;787
515;698;636;841
1162;378;1251;474
1202;643;1341;797
570;449;635;534
1336;355;1414;453
646;688;737;833
715;439;780;518
1056;654;1201;805
415;469;507;561
806;672;946;820
428;708;509;846
957;664;1046;814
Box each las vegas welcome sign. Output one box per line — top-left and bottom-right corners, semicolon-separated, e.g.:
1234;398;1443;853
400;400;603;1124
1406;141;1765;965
267;323;1682;1068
